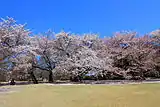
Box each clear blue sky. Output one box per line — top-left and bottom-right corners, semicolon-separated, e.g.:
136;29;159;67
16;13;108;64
0;0;160;37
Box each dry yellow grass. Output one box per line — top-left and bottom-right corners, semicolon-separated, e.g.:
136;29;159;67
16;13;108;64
0;83;160;107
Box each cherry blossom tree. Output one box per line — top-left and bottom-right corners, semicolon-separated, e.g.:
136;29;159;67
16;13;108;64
1;17;160;83
0;17;38;84
104;31;155;79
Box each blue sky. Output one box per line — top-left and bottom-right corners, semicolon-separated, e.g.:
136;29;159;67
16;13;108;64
0;0;160;37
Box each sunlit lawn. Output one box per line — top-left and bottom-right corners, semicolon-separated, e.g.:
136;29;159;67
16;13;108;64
0;83;160;107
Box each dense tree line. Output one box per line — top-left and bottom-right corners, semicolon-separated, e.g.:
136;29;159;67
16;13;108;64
0;17;160;84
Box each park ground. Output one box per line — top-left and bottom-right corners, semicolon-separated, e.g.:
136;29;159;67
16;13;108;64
0;83;160;107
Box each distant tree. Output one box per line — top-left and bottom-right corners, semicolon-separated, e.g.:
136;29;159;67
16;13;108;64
104;31;155;79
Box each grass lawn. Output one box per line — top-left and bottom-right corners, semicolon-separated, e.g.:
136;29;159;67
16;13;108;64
0;83;160;107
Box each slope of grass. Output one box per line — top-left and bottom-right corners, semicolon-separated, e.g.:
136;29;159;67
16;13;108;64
0;84;160;107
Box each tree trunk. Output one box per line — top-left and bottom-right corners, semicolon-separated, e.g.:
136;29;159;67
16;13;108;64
29;71;38;84
48;71;53;83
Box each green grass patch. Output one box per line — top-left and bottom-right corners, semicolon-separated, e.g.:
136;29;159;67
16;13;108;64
0;84;160;107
